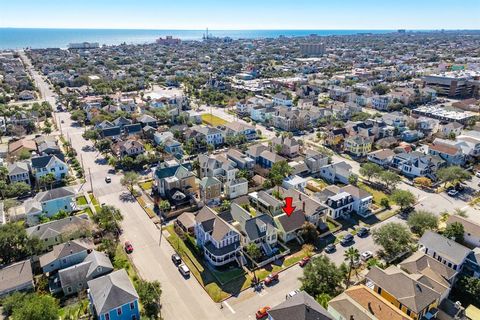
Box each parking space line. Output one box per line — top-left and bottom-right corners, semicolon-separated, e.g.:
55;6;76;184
224;301;236;314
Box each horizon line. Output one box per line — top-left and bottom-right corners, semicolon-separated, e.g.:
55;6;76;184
2;27;479;31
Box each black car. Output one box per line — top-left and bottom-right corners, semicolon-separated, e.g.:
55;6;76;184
171;253;182;265
340;234;354;246
324;244;336;253
357;227;370;238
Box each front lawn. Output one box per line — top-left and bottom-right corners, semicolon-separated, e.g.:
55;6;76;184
89;193;99;206
76;196;87;206
201;114;228;126
139;180;153;191
358;181;389;205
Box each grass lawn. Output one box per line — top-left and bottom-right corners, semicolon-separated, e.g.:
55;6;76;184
165;225;250;302
327;220;338;232
311;178;328;190
89;193;99;206
83;207;94;218
376;209;399;221
201;114;228;126
76;196;87;206
358;181;389;205
139;180;153;191
114;244;140;284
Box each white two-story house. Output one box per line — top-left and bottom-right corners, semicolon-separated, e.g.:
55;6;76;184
31;154;68;183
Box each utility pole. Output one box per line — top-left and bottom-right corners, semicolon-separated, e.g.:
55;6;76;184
80;153;85;173
88;167;93;194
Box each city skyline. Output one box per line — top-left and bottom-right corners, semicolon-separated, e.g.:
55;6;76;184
2;0;480;30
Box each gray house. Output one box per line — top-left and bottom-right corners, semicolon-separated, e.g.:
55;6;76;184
8;161;31;185
0;259;34;298
39;239;94;274
57;250;113;296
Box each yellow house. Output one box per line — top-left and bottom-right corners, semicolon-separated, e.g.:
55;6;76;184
344;135;373;157
366;266;440;320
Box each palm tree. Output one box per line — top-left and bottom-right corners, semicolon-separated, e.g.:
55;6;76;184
344;247;360;288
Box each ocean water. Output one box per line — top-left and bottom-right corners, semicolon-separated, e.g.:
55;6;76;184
0;28;394;50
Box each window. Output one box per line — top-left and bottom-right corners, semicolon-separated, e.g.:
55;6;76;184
130;302;135;310
105;314;110;320
132;316;137;320
406;309;411;316
117;308;122;316
67;286;72;293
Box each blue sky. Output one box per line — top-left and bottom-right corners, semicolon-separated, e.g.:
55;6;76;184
1;0;479;29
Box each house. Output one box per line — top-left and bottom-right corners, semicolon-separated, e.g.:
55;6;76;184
175;211;196;234
270;136;300;158
39;239;94;274
225;178;248;199
38;140;62;156
401;130;424;143
31;154;68;182
418;230;472;271
446;215;480;248
246;144;269;164
0;260;34;298
8;138;36;159
112;139;145;158
136;114;157;127
341;185;373;217
153;131;174;145
112;116;132;128
163;138;183;156
258;150;286;169
273;93;293;107
304;150;329;175
319;161;352;184
274;211;306;243
7;161;31;185
371;95;392;111
367;149;395;167
428;139;466;166
251;191;284;217
199;176;222;205
23;186;77;225
230;203;278;254
223;122;257;141
226;149;255;171
198;154;238;184
325;128;348;147
328;285;410;320
282;175;308;191
365;266;441;320
101;126;122;140
194;206;242;267
268;291;334;320
87;269;140;320
278;187;328;228
344;135;373;157
57;250;113;296
154;162;197;198
323;191;354;220
399;251;457;301
439;122;463;138
26;215;93;249
192;125;224;146
123;123;142;137
392;152;445;179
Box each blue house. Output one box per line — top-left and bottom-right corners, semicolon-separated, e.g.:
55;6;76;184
88;269;140;320
258;150;286;169
164;138;183;156
401;130;424;142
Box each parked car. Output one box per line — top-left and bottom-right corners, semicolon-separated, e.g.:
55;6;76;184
361;251;373;261
325;243;336;253
178;264;190;277
171;253;182;265
299;256;310;267
105;176;111;183
264;273;279;286
357;227;370;238
447;189;459;197
475;171;480;178
340;234;354;246
255;307;271;319
124;241;133;254
286;290;300;299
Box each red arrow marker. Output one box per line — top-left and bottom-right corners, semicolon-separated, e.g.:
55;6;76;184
282;197;296;217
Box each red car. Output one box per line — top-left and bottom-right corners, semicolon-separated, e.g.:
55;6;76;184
264;273;279;286
124;241;133;254
299;256;310;267
255;306;271;319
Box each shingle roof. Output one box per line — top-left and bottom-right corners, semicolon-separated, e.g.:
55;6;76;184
195;206;237;242
419;230;471;265
26;215;92;240
31;154;65;169
8;161;29;175
447;215;480;239
276;210;306;233
59;250;113;288
0;259;33;294
35;186;76;202
87;269;139;314
39;239;94;267
268;291;333;320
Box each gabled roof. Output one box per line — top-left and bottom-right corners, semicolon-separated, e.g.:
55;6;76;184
87;269;139;314
268;291;333;320
101;126;121;137
59;250;113;288
276;211;306;233
419;230;471;265
0;259;33;294
195;206;237;242
446;215;480;240
26;215;92;240
124;123;142;134
8;161;29;175
35;186;76;202
31;154;66;169
39;239;94;267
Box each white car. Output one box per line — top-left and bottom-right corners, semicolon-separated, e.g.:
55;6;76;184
475;171;480;178
361;251;373;261
286;290;300;299
178;263;190;277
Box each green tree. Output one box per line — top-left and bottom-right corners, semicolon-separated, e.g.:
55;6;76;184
348;173;359;186
379;171;401;192
300;255;343;298
97;138;112;153
407;210;438;236
380;198;390;209
0;223;42;265
372;222;413;260
391;189;416;210
359;163;382;182
18;149;32;160
344;247;360;288
70;110;86;125
451;275;480;308
6;182;31;198
93;205;123;235
121;171;139;191
300;222;318;244
268;160;293;191
220;200;231;212
83;129;101;145
437;166;470;187
246;243;262;261
11;293;59;320
443;222;464;244
39;173;56;190
158;200;171;212
315;293;331;309
136;280;162;319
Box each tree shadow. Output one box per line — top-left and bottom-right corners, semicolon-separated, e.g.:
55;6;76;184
119;192;135;202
